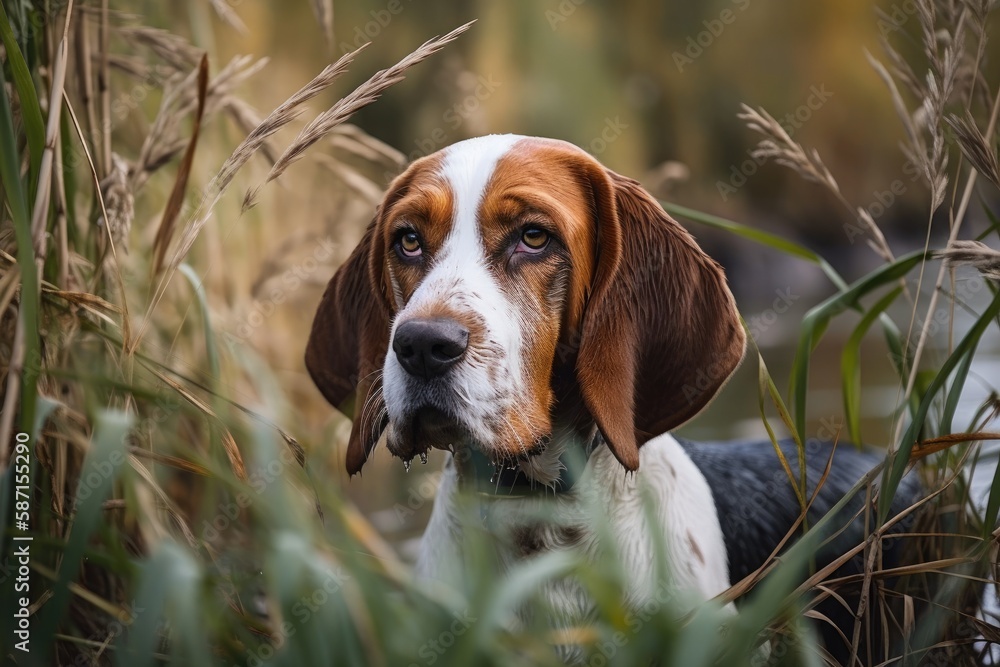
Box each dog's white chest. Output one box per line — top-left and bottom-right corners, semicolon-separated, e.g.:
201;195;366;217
414;434;731;618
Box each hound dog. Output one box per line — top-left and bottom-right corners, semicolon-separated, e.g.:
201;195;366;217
305;134;921;661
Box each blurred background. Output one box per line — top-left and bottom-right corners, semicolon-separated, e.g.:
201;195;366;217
6;3;1000;662
109;0;1000;550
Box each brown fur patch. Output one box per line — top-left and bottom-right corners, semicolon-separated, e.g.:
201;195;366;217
472;139;606;458
379;153;452;305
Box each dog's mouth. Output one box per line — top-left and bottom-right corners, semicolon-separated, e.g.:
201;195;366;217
387;405;549;467
411;406;466;450
385;405;471;464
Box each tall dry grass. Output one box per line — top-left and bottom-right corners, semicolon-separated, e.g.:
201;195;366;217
661;0;1000;663
0;3;474;664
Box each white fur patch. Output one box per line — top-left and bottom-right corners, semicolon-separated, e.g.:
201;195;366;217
417;434;732;616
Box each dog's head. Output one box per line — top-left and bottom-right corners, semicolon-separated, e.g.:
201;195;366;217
306;135;744;475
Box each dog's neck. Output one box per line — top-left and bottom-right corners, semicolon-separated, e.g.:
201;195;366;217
445;365;603;495
450;424;602;496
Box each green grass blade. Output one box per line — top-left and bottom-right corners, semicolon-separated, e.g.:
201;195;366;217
117;541;193;667
972;292;1000;541
179;262;235;476
976;199;1000;241
473;550;576;644
669;601;729;666
32;396;58;437
790;250;927;442
766;361;809;499
720;527;826;663
977;386;1000;532
940;341;977;438
943;284;999;436
0;47;40;435
36;410;133;664
163;543;211;667
178;263;221;384
757;347;807;510
0;1;44;188
661;202;849;290
880;287;1000;523
841;286;904;446
665;202;912;437
879;320;919;426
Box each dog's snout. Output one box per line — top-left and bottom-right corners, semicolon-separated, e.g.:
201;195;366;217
392;318;469;379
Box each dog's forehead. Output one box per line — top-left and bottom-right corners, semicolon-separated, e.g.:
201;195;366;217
385;136;523;242
438;134;525;199
436;134;588;191
382;136;597;289
419;135;595;235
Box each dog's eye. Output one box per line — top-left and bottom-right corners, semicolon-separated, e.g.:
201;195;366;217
518;227;549;253
398;231;422;257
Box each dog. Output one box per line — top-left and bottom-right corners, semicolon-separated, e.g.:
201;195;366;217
305;134;922;662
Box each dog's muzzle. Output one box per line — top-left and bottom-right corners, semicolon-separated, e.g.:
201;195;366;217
388;316;474;457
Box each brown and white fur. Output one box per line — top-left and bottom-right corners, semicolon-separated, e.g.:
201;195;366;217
306;134;746;628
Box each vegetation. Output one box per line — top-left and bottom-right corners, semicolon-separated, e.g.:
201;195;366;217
1;1;999;665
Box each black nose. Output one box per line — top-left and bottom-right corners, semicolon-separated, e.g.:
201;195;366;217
392;318;469;379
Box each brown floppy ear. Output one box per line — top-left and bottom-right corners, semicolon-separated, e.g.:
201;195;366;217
305;219;390;475
576;167;745;471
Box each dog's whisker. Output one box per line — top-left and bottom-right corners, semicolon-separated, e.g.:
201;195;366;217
359;380;384;425
358;380;385;438
358;366;384;385
369;405;388;445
